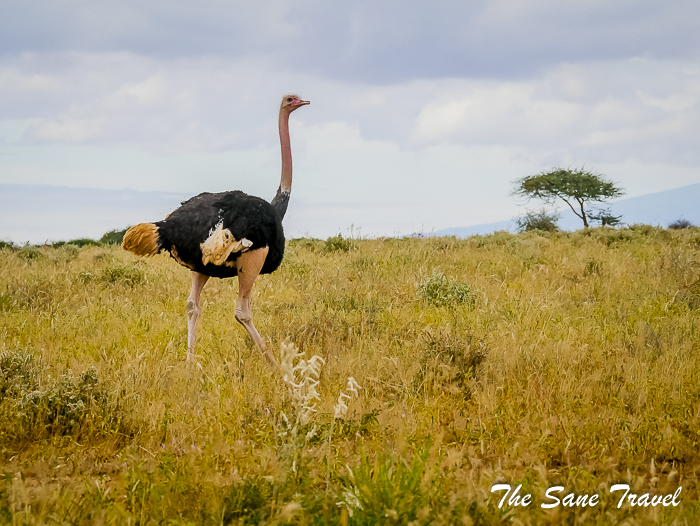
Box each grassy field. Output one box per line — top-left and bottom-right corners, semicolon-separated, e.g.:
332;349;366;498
1;226;699;525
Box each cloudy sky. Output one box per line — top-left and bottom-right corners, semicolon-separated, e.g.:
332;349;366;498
1;0;699;241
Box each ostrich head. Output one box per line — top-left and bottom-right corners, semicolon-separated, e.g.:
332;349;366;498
281;94;310;113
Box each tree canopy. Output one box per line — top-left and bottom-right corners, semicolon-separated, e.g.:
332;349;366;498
513;167;624;228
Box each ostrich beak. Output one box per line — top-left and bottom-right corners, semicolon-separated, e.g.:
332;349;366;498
296;99;310;106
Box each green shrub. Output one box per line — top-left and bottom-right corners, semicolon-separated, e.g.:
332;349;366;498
0;293;11;312
17;245;44;261
419;272;475;307
282;257;311;277
1;353;130;442
78;270;96;283
0;362;130;443
0;351;37;397
223;477;274;524
339;442;450;523
584;257;603;276
515;209;559;233
59;243;81;259
101;261;145;286
324;234;354;252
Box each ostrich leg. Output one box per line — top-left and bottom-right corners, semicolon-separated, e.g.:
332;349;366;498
186;271;210;361
235;248;278;368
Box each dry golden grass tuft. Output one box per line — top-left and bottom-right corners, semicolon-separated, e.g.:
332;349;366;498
0;226;699;524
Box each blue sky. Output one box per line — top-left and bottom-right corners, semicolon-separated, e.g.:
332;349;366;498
1;1;699;241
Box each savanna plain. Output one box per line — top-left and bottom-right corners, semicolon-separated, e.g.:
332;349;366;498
1;226;699;525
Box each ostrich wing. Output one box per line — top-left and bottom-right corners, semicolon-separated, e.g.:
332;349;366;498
157;191;283;274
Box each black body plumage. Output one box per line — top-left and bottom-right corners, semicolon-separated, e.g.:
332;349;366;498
155;191;285;279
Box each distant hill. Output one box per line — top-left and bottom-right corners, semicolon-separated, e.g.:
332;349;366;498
435;182;700;237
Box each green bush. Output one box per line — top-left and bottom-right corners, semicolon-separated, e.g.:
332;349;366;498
0;351;37;397
223;477;274;524
57;243;81;260
17;245;44;261
515;209;559;233
101;261;145;286
419;272;475;308
338;443;451;523
0;354;131;443
584;257;603;276
324;234;354;252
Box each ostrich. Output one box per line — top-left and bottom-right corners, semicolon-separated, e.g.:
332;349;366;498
122;94;310;368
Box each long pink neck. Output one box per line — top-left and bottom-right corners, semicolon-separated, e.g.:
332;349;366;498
271;109;292;219
279;110;292;194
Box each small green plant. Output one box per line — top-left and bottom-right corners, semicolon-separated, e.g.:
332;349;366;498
222;477;275;523
48;243;81;263
0;240;15;250
338;441;446;522
419;271;475;307
0;360;130;444
324;234;353;252
0;351;37;397
78;270;96;283
0;293;11;312
584;257;603;276
282;257;311;277
17;245;44;261
100;261;145;286
515;209;559;232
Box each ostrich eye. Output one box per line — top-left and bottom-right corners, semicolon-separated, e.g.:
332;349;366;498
286;97;293;102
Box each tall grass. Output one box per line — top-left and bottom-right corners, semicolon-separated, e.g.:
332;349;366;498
0;226;699;524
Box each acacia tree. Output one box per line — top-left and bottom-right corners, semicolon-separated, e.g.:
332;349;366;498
513;167;624;228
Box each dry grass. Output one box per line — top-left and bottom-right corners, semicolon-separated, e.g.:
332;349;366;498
1;227;699;524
